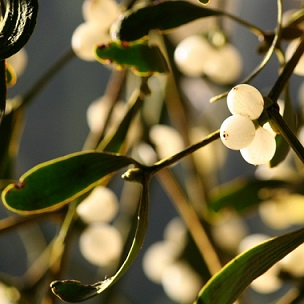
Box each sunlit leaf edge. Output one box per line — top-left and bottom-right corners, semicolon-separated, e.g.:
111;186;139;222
2;151;136;214
196;227;304;304
51;175;150;302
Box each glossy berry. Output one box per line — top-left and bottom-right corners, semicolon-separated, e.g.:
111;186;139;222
220;114;256;150
227;84;264;120
240;127;276;165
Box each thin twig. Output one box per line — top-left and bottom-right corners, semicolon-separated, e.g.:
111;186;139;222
15;48;75;111
157;168;222;276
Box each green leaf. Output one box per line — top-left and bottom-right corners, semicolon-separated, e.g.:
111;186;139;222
209;178;287;213
196;227;304;304
198;0;210;4
2;151;136;214
50;280;100;302
112;0;221;42
51;173;150;302
0;0;39;60
95;41;169;76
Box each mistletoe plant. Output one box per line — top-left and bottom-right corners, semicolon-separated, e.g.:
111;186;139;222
1;0;304;303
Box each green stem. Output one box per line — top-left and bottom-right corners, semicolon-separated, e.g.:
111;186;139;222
145;130;220;174
210;0;283;103
222;11;265;38
265;34;304;163
268;34;304;102
268;106;304;163
157;168;222;276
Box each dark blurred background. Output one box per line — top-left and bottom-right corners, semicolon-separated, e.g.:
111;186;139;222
2;0;301;303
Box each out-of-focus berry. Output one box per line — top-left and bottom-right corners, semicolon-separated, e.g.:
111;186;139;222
174;35;213;77
77;186;119;224
79;223;123;267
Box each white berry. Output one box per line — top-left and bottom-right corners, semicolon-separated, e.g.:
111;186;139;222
79;223;123;267
227;84;264;120
220;114;256;150
240;127;276;165
7;48;28;77
82;0;120;27
71;22;111;61
203;43;242;85
174;35;213;77
76;186;119;224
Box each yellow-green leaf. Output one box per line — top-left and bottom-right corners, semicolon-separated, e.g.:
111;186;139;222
51;173;150;302
95;41;169;76
2;151;136;214
112;0;221;42
196;227;304;304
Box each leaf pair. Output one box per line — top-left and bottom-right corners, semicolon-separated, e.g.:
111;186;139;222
95;0;222;76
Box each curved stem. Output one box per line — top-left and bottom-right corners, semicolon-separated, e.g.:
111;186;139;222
268;34;304;102
210;0;283;103
222;11;265;38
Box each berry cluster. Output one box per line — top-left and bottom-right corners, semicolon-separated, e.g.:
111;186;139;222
76;186;123;267
71;0;120;61
220;84;276;165
173;34;242;85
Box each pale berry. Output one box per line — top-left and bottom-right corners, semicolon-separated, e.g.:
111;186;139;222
82;0;120;27
7;48;28;77
240;127;276;165
79;223;123;267
162;261;202;303
76;186;119;223
142;241;180;283
174;35;213;77
220;114;256;150
203;43;242;85
71;22;111;61
227;84;264;120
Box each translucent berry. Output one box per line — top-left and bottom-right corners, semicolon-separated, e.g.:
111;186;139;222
220;114;256;150
227;84;264;120
240;127;276;165
174;35;212;77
